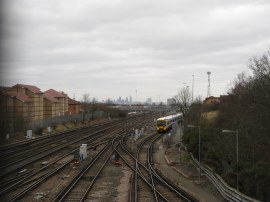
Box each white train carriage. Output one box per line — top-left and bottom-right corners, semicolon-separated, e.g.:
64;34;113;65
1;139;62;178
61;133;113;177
156;113;182;133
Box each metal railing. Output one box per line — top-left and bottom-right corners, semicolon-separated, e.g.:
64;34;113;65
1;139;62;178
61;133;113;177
190;154;260;202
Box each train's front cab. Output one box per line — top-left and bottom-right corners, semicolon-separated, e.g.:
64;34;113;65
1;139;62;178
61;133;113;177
156;119;167;133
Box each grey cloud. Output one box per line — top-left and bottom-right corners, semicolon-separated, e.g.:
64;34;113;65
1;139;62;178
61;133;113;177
1;0;270;101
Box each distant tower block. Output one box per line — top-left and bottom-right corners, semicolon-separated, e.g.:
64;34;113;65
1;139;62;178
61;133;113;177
207;71;211;98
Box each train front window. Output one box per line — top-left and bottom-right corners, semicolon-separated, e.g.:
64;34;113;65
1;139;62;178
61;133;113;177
157;120;166;126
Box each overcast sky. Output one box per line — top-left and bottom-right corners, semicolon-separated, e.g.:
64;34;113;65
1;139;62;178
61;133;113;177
1;0;270;102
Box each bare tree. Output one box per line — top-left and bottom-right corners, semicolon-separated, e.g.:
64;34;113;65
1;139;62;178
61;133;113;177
91;97;98;121
81;94;99;122
81;94;91;123
249;50;270;81
174;86;191;120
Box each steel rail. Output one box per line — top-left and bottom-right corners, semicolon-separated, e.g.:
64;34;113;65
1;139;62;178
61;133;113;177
79;136;121;202
0;136;113;195
6;157;74;202
148;134;198;202
136;134;159;202
0;124;120;177
115;134;169;202
146;139;159;202
122;133;198;202
1;113;157;201
3;129;122;201
0;121;121;167
0;119;116;152
53;136;121;202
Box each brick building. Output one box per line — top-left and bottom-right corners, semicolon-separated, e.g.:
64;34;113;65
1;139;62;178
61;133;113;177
0;84;44;132
0;84;81;134
6;84;44;121
43;89;68;118
68;97;81;115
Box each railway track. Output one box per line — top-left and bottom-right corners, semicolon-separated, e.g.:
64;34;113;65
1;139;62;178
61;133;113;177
148;136;198;202
1;114;155;201
2;128;122;202
53;136;121;202
115;134;167;201
0;113;201;201
0;121;121;177
50;117;149;202
117;130;199;202
0;120;114;155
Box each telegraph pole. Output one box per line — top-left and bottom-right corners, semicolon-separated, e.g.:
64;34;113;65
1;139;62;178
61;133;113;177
192;75;194;102
207;72;211;98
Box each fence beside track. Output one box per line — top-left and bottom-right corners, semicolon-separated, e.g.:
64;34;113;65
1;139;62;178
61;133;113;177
191;155;260;202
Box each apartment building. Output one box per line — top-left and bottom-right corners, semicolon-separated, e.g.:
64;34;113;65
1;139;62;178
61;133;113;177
0;84;81;133
0;84;43;132
68;97;81;115
5;84;44;121
43;89;68;118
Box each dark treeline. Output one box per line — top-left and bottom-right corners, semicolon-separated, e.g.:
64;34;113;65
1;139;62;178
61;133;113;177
183;50;270;201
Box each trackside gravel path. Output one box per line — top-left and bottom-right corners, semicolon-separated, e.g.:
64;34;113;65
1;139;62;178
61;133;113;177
154;125;226;202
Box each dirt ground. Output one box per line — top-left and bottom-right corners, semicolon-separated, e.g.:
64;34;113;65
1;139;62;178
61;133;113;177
159;145;226;202
154;125;226;202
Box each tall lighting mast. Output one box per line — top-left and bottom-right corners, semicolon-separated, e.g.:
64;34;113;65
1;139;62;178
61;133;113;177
192;75;194;102
135;90;137;104
207;72;211;98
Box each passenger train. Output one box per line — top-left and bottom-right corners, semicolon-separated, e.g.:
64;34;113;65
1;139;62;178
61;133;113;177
156;113;182;133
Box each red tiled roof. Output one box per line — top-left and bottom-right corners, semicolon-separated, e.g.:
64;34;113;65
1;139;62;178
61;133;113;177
43;89;67;103
44;89;66;98
6;92;32;102
16;84;43;93
68;97;80;105
43;94;60;103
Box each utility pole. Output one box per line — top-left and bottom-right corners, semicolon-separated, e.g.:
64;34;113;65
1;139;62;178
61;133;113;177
222;129;239;190
192;75;194;102
135;90;137;104
188;125;201;183
158;95;161;117
207;72;211;98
